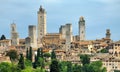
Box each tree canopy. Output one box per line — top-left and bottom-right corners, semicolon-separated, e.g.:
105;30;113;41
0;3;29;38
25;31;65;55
51;50;56;60
0;34;6;40
100;48;108;53
18;54;25;70
80;54;90;66
6;49;18;62
50;59;60;72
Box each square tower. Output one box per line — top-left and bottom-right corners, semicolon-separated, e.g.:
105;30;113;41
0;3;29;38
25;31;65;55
11;23;19;46
79;16;86;41
37;6;47;47
29;25;37;48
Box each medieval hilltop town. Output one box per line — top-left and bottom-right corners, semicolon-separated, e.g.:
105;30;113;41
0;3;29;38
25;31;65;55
0;6;120;72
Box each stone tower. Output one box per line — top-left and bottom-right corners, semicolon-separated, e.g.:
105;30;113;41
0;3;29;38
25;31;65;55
37;6;47;47
66;24;73;51
106;29;111;39
11;23;19;46
29;25;37;48
59;25;66;39
25;37;31;49
60;24;72;51
79;16;85;41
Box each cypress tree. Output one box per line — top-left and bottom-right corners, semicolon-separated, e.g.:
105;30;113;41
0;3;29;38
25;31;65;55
50;59;60;72
34;48;45;68
26;48;29;59
40;48;43;58
18;54;25;69
33;55;37;68
67;62;72;72
37;48;40;61
29;47;32;61
51;49;56;60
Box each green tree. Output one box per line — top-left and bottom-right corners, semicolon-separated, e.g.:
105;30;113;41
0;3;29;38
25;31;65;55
100;48;108;53
44;52;51;58
29;47;32;61
80;54;90;66
33;56;45;69
34;67;46;72
21;67;33;72
89;61;107;72
114;70;120;72
37;48;44;59
36;57;44;68
0;34;6;40
72;64;81;72
11;63;21;72
50;59;60;72
34;50;40;68
25;59;32;67
6;49;18;62
40;48;44;58
0;62;12;72
0;62;21;72
26;48;29;59
59;61;69;72
51;50;56;60
37;48;40;61
81;64;90;72
18;54;25;69
34;48;44;68
44;52;51;62
33;55;37;68
67;62;72;72
81;61;107;72
62;66;67;72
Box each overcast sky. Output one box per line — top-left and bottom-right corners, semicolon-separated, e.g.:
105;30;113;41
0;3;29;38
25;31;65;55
0;0;120;41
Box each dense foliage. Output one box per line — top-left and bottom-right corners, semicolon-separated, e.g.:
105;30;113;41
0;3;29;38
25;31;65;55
6;49;18;62
0;34;6;40
18;54;25;69
100;48;108;53
51;49;56;60
0;47;107;72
